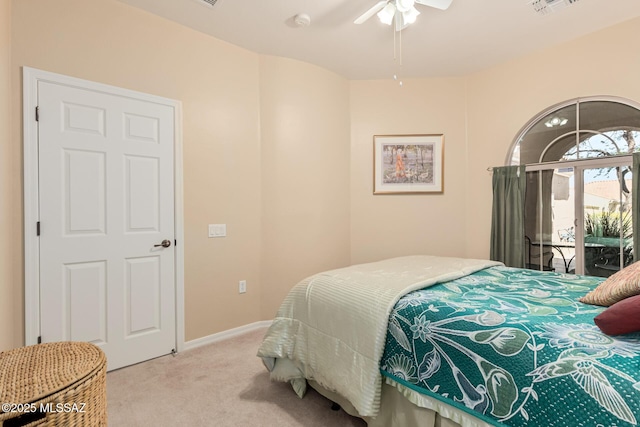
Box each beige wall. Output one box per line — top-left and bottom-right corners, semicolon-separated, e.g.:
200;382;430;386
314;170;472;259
11;0;264;344
259;56;351;318
6;0;352;349
349;78;468;264
463;17;640;259
0;0;15;351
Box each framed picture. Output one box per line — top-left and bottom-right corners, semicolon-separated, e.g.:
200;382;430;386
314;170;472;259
373;134;444;194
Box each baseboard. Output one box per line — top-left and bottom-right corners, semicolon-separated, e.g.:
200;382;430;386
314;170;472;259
183;320;272;352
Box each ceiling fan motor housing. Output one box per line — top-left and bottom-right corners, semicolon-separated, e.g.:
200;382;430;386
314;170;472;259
396;0;415;12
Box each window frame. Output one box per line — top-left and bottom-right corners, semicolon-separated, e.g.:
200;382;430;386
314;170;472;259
507;96;640;166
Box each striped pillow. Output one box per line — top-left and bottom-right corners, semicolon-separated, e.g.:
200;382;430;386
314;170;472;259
580;261;640;306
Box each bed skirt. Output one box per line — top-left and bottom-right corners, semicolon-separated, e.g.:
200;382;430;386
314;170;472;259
308;379;493;427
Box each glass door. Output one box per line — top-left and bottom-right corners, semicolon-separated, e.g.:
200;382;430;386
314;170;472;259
524;168;575;273
550;167;576;273
580;165;633;277
524;157;633;276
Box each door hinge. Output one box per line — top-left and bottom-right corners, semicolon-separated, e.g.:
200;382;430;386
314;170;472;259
37;336;42;344
35;106;39;122
37;221;40;236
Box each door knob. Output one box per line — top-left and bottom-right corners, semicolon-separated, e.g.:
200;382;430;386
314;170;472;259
154;239;172;248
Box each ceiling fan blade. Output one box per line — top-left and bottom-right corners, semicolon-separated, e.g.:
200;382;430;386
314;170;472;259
354;1;388;24
414;0;453;10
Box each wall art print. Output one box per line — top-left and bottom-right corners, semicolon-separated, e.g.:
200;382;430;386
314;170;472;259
373;134;444;194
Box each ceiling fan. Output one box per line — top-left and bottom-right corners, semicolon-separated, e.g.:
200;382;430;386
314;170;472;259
354;0;453;31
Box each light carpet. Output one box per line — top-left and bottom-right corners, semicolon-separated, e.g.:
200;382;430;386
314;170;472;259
107;327;367;426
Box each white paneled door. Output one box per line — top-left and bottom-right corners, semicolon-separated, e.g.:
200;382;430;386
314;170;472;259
37;80;177;371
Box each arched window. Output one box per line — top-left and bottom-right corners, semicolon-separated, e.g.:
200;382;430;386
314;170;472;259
510;98;640;165
508;97;640;277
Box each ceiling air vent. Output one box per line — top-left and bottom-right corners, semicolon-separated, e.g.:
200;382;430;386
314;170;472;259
198;0;219;7
530;0;579;15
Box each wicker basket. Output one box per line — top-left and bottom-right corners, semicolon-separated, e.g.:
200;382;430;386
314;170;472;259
0;342;106;427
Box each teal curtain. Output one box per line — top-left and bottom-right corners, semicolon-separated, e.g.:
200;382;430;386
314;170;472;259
490;165;526;267
633;153;640;262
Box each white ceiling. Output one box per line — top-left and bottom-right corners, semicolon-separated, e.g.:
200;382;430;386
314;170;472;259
116;0;640;80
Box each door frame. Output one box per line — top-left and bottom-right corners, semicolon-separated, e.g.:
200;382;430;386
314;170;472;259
23;67;185;353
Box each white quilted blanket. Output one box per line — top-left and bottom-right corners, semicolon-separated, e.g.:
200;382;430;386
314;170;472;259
257;255;502;418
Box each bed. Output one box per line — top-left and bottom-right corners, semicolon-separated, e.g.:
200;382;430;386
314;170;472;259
257;255;640;427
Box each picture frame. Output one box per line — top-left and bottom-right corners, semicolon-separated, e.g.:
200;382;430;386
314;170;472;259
373;134;444;194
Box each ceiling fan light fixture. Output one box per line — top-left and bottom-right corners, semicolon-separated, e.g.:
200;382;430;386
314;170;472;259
377;3;397;25
357;0;446;28
402;6;420;24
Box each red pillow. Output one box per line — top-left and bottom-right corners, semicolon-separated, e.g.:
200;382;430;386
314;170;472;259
594;294;640;335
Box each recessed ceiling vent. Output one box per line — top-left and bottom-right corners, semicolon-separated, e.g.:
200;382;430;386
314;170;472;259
197;0;219;7
530;0;579;15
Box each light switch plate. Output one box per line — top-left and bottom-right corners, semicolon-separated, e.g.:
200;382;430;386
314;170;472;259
208;224;227;238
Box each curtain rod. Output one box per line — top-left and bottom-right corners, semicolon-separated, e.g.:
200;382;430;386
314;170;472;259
488;154;634;173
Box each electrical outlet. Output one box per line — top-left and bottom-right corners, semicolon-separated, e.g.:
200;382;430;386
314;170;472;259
239;280;247;294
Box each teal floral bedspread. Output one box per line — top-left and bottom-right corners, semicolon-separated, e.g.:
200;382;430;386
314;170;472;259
380;266;640;427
